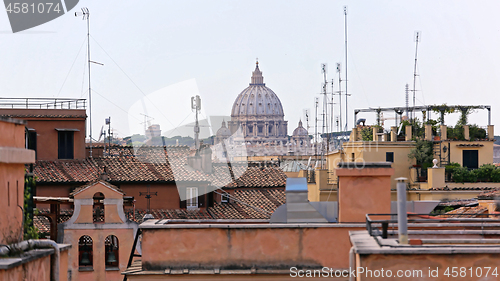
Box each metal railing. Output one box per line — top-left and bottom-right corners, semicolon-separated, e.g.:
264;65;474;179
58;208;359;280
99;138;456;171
0;98;86;109
366;213;500;239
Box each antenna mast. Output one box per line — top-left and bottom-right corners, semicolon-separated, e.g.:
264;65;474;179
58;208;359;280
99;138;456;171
314;97;319;160
405;84;409;119
412;31;420;120
344;6;349;132
191;95;201;150
336;63;342;139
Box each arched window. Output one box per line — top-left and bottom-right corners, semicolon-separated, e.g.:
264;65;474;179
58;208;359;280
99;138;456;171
93;192;104;223
105;235;119;268
78;235;93;269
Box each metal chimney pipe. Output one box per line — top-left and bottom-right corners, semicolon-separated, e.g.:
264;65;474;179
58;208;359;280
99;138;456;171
396;177;408;244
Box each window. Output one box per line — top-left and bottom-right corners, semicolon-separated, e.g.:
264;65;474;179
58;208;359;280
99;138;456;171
186;187;198;209
351;153;355;162
221;193;229;203
105;235;119;269
78;235;93;269
248;126;253;133
463;150;479;169
258;126;263;134
93;192;105;223
27;129;37;159
268;125;273;134
386;152;394;163
58;131;74;159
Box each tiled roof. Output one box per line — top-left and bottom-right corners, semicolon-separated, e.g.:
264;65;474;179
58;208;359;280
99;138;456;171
438;199;478;207
441;206;489;218
478;188;500;200
33;189;286;232
34;146;286;188
211;164;286;188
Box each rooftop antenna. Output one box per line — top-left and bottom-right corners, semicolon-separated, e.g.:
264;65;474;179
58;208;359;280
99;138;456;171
140;113;153;136
412;31;420;121
336;63;343;139
405;84;409;119
314;97;319;158
321;64;329;156
75;8;103;158
344;6;349;133
191;95;201;150
321;64;329;167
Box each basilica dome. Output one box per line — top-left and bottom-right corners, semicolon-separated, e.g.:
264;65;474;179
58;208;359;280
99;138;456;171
216;120;231;138
292;120;308;136
228;62;288;144
231;62;284;118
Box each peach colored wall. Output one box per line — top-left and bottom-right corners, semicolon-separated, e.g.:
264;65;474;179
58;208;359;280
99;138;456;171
60;248;69;281
76;205;94;224
141;226;364;271
0;253;51;281
0;121;25;148
0;163;25;244
36;184;76;209
0;120;31;244
120;183;180;210
337;167;394;223
0;108;87;160
64;228;135;281
357;253;500;281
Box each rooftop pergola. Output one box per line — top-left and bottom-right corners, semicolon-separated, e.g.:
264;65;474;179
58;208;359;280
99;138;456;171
354;105;492;127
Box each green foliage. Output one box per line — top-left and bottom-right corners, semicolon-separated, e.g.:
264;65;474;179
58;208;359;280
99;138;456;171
491;169;500;182
451;163;500;183
23;176;39;240
477;164;496;181
447;126;464;140
445;162;460;172
469;124;487;140
360;126;382;141
408;139;434;166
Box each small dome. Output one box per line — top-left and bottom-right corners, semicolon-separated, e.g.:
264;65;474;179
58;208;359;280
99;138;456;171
293;120;308;136
231;62;284;118
216;120;231;138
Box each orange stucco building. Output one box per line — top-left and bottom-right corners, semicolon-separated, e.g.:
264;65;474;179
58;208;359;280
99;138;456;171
0;116;71;281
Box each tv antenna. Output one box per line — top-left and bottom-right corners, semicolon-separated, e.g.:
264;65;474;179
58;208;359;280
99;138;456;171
140;113;154;136
75;8;103;158
191;95;201;150
412;31;421;120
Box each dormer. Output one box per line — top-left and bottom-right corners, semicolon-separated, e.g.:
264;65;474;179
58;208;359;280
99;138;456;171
68;180;127;224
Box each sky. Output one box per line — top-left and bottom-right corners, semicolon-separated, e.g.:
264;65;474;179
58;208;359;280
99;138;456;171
1;0;500;139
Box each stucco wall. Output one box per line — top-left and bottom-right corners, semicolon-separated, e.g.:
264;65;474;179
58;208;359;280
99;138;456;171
0;253;51;281
141;225;364;271
357;253;500;281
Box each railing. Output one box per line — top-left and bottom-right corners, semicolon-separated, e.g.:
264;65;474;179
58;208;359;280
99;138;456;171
0;98;86;109
366;213;500;239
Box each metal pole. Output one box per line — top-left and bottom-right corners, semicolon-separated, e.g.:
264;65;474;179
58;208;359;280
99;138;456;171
396;177;408;244
344;6;348;132
86;10;92;158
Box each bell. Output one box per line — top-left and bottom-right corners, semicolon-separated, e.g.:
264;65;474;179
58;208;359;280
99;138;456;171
106;251;117;264
80;252;91;266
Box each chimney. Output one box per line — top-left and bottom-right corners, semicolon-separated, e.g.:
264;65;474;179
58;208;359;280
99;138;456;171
336;162;394;223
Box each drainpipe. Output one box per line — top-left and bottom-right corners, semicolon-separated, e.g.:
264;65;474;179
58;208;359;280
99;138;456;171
0;240;59;281
396;177;409;244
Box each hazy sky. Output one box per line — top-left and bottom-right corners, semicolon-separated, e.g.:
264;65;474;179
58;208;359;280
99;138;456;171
1;0;500;139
